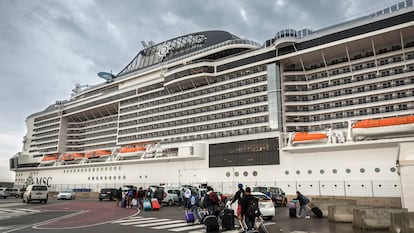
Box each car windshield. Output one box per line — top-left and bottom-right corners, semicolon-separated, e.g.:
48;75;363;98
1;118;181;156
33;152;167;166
253;187;267;193
101;189;114;193
32;186;47;191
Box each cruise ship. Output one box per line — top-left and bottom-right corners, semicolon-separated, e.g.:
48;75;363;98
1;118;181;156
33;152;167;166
10;1;414;197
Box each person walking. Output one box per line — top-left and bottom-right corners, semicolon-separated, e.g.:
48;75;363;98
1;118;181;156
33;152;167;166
187;190;201;224
116;187;122;207
183;187;191;208
126;187;134;208
296;191;310;219
203;187;219;216
230;183;245;221
240;187;261;232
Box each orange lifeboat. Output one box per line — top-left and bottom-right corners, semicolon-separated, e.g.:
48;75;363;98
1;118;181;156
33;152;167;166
40;154;59;165
292;132;328;144
353;116;414;128
352;116;414;138
118;146;146;158
62;153;85;161
86;150;112;159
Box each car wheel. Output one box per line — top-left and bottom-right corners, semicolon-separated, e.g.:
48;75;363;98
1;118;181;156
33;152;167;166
15;194;20;198
168;199;174;206
99;198;103;201
44;199;48;203
22;198;26;203
264;216;273;220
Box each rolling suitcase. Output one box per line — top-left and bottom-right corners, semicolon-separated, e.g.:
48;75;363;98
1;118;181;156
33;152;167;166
151;198;161;210
121;199;126;208
143;199;152;211
221;208;235;230
204;215;219;232
185;210;195;223
311;206;323;218
255;217;269;233
289;207;297;217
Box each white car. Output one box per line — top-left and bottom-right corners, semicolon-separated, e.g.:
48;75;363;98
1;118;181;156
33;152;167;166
57;190;76;200
23;184;48;203
0;187;10;199
226;191;275;220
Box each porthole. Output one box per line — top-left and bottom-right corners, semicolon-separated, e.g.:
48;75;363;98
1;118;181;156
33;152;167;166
375;168;380;173
119;166;122;170
307;170;312;175
378;184;382;187
109;176;111;180
347;184;351;187
93;168;95;172
101;168;103;171
104;176;107;180
285;171;289;175
320;169;325;174
109;167;112;171
118;176;121;180
123;176;126;180
88;177;90;180
63;170;66;173
114;167;117;171
390;167;396;172
296;170;300;175
234;172;239;177
253;171;258;176
113;176;116;180
145;175;148;178
360;168;365;173
346;169;351;173
91;177;94;180
105;167;108;171
226;172;231;177
332;169;337;174
243;171;248;177
100;176;103;180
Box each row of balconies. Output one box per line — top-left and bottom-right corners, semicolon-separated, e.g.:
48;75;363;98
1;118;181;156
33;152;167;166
119;106;268;136
33;117;60;127
119;85;267;122
67;115;118;129
284;80;414;102
67;123;117;135
118;125;271;144
134;65;266;104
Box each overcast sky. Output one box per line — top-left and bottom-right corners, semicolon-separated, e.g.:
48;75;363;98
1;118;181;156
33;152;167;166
0;0;401;181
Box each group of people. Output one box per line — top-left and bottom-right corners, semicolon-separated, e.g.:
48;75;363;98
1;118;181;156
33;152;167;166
115;186;163;209
230;183;262;231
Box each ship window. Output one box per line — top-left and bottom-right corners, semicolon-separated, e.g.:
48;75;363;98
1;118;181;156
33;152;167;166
113;176;116;180
253;171;258;176
123;175;126;179
243;171;248;177
226;172;230;177
332;169;337;174
346;169;351;173
285;171;289;175
390;167;396;172
91;177;94;180
307;170;312;174
320;169;325;174
234;171;239;177
360;168;365;173
375;168;381;173
296;170;300;175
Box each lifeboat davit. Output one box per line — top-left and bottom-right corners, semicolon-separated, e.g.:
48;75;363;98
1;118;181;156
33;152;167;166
40;154;60;165
86;150;112;160
352;116;414;138
118;146;146;159
62;153;85;164
292;132;328;144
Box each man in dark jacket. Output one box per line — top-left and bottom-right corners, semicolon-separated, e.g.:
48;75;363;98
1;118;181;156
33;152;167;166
240;187;260;231
230;183;245;221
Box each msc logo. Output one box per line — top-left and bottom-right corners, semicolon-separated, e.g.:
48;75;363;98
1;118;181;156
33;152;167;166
25;176;52;186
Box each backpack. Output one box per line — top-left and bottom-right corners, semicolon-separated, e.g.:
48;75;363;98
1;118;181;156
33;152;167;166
127;190;133;197
247;198;260;217
190;194;199;206
303;195;309;204
209;192;219;205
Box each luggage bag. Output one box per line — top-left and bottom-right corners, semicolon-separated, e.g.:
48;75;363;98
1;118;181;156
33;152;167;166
255;217;269;233
143;199;152;211
311;206;323;218
221;208;235;230
289;207;296;217
204;215;219;232
185;210;195;223
121;199;126;208
151;198;161;210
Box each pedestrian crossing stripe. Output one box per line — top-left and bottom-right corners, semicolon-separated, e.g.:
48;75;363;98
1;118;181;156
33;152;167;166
112;216;276;232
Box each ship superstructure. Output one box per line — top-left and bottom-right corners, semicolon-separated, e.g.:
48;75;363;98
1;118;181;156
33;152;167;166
10;1;414;197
